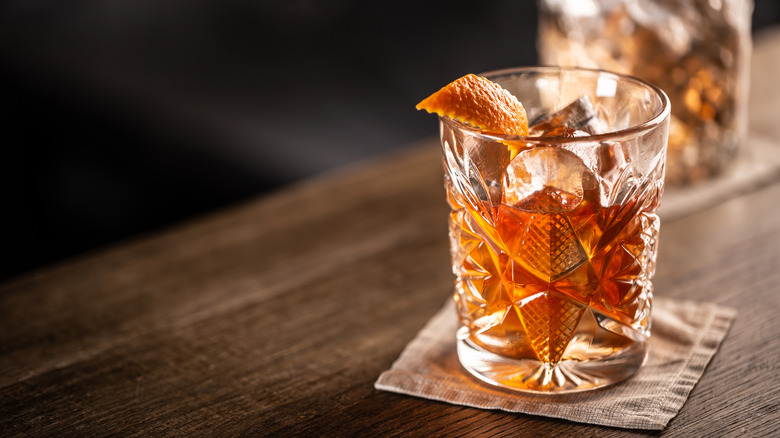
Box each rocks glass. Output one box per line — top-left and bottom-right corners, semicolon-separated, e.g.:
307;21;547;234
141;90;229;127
441;67;670;392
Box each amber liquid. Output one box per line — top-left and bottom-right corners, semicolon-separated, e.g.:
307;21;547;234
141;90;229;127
448;179;657;366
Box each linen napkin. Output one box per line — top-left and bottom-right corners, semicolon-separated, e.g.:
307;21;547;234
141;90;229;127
375;297;736;430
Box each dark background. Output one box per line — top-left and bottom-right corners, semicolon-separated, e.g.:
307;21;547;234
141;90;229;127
1;1;778;281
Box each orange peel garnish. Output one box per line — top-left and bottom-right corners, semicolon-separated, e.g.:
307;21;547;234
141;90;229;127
416;74;529;137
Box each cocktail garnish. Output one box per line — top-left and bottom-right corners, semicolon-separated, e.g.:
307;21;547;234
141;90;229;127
416;74;529;137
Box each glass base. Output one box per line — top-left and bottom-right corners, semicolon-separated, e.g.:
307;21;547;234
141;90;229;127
457;337;648;394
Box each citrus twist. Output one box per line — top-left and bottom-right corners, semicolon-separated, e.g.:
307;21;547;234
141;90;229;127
416;74;529;137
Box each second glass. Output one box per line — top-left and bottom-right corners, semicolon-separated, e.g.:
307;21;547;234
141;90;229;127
537;0;752;185
441;67;670;392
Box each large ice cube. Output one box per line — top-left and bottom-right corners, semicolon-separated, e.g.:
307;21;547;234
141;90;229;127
462;135;514;206
530;95;607;136
502;146;597;211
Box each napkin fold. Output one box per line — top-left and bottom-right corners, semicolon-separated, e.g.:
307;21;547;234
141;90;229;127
375;297;736;430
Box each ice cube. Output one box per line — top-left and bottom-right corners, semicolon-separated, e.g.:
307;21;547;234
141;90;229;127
502;146;597;211
529;95;607;136
594;140;634;206
537;126;591;138
462;135;514;206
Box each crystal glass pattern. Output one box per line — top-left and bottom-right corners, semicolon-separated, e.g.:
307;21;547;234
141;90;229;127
441;67;670;392
538;0;752;185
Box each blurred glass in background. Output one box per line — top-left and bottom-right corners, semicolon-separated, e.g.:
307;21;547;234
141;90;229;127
538;0;754;186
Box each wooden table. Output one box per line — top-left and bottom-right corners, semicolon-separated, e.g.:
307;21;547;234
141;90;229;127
3;29;780;438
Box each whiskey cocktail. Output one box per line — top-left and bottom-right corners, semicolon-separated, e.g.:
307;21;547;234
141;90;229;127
418;67;670;392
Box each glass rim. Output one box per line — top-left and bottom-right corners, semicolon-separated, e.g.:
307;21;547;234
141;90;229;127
442;65;671;144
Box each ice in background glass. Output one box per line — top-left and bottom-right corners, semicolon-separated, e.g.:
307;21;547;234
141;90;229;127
538;0;752;186
441;67;670;392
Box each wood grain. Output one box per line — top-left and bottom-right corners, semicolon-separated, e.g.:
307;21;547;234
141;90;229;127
2;138;780;437
3;26;780;438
